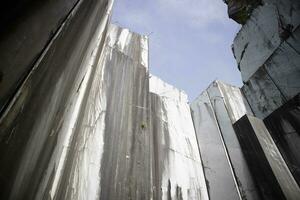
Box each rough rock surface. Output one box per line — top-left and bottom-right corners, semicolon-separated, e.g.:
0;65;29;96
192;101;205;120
224;0;262;24
232;0;300;82
229;0;300;198
241;28;300;119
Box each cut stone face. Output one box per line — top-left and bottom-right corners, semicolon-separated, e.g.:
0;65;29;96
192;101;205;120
190;80;259;200
150;75;209;200
264;94;300;187
0;0;79;112
233;115;300;200
232;0;300;82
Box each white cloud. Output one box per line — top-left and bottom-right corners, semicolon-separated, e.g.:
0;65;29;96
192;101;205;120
156;0;228;28
112;1;154;34
113;0;228;31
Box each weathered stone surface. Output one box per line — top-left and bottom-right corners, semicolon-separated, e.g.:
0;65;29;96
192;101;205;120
241;27;300;119
96;25;152;200
264;94;300;186
150;76;208;200
0;0;79;112
242;67;287;119
234;115;300;200
241;26;300;119
190;80;259;200
232;0;300;82
224;0;262;24
0;0;113;198
232;0;300;197
264;27;300;100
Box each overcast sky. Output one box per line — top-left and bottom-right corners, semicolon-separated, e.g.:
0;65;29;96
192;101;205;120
112;0;242;101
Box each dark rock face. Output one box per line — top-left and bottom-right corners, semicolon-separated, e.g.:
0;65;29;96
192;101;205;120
232;0;300;83
0;0;112;199
0;0;79;113
228;0;300;198
191;80;300;200
224;0;262;24
264;95;300;186
241;28;300;119
241;67;287;119
233;115;287;200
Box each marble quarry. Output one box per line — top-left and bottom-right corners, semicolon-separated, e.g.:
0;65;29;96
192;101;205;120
0;0;299;199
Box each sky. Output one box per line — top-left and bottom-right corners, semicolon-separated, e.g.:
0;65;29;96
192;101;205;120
112;0;242;101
